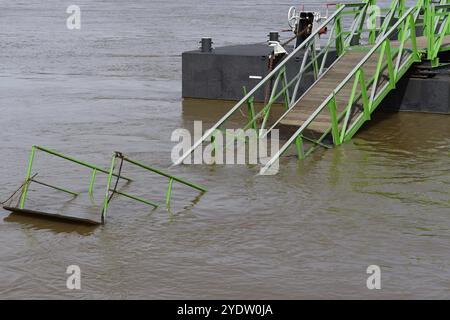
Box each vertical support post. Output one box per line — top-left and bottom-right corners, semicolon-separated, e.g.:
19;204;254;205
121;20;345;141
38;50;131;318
282;70;290;110
398;0;406;38
448;11;450;35
328;94;340;146
359;69;370;121
384;39;396;87
88;169;97;197
166;178;174;208
425;0;434;60
243;86;257;132
295;136;305;160
211;130;216;156
409;13;419;61
369;40;387;111
335;8;344;56
102;153;117;223
378;0;397;40
310;42;319;79
340;69;361;144
368;0;377;44
291;47;310;103
430;11;450;67
354;1;371;45
19;146;36;209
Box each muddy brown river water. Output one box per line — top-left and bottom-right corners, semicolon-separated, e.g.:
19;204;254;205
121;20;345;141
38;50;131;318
0;0;449;299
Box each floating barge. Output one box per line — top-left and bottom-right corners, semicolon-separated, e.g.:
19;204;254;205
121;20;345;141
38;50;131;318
182;3;450;114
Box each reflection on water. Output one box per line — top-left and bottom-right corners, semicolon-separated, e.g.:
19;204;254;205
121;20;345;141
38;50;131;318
0;0;449;299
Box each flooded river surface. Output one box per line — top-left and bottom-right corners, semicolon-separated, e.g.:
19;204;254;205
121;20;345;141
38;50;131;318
0;0;449;299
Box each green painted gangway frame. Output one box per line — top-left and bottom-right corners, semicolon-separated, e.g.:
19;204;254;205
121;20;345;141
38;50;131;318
174;0;450;173
261;0;450;173
4;145;206;224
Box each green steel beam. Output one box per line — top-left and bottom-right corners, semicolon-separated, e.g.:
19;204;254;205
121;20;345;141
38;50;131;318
328;94;340;146
340;69;362;144
359;69;370;121
34;145;133;182
112;190;159;209
31;179;79;197
166;178;174;208
88;169;97;196
19;146;36;209
122;156;207;193
385;40;395;88
102;154;117;223
335;5;344;55
243;86;257;132
368;0;377;44
295;136;304;160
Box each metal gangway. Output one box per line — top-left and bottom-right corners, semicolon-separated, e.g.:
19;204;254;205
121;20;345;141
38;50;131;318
174;0;450;174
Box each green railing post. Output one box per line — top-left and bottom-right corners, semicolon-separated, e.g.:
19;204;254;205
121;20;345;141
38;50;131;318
211;129;217;156
398;0;406;38
166;178;174;208
340;69;362;144
425;0;434;60
384;39;395;87
310;44;319;79
102;154;117;223
368;0;377;44
281;71;291;111
19;146;36;209
335;7;344;56
243;86;257;132
328;94;340;146
88;169;97;197
295;136;304;160
448;8;450;35
359;69;370;121
353;1;371;46
369;39;387;111
409;13;419;61
430;5;450;67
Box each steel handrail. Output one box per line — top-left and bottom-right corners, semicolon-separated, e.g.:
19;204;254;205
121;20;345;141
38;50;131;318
173;5;347;166
260;6;417;174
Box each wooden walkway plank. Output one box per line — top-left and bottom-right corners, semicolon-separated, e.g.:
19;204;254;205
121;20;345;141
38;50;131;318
279;35;450;134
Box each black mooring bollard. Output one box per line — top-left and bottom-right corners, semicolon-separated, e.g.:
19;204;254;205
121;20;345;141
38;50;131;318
200;38;213;52
268;31;279;42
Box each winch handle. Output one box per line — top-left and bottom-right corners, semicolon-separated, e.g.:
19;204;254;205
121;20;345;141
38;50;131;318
287;6;299;29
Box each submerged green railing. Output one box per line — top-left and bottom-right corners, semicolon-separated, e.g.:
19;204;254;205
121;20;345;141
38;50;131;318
19;145;133;209
17;146;206;224
102;151;206;222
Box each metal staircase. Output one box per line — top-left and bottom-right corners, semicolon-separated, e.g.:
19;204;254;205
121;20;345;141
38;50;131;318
174;0;450;174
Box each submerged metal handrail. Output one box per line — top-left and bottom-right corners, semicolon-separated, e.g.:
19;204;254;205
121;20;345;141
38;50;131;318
102;152;207;222
16;146;206;224
19;145;133;209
